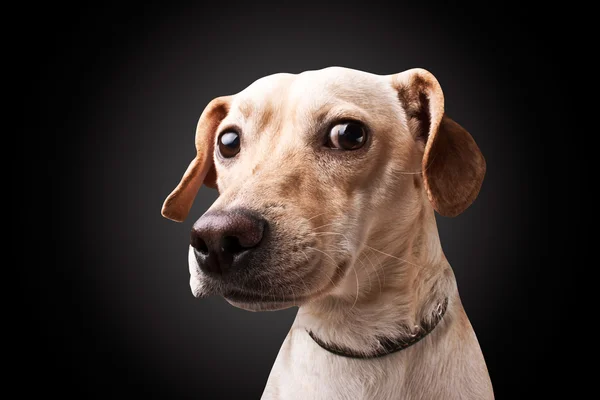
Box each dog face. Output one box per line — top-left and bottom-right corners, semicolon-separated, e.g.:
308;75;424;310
162;67;485;311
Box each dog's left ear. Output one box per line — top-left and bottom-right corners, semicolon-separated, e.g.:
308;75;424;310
391;68;486;217
161;96;231;222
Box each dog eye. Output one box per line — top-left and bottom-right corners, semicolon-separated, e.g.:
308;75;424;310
327;122;366;150
218;131;241;158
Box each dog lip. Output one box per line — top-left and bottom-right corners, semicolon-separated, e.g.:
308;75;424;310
219;257;348;305
223;289;302;304
227;300;296;312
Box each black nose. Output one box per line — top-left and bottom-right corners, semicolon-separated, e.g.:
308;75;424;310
190;210;267;275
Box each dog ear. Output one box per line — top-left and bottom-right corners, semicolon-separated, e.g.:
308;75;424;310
161;96;231;222
391;69;486;217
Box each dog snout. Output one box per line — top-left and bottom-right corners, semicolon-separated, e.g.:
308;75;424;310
190;209;267;275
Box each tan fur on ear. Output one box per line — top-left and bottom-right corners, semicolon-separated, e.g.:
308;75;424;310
392;69;486;217
161;96;230;222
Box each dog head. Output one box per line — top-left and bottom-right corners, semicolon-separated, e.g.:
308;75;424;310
162;67;485;311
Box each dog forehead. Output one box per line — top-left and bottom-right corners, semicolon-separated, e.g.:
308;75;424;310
295;66;384;94
232;73;295;113
232;67;392;115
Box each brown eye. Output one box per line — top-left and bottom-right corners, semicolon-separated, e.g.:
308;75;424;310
218;131;240;158
327;122;366;150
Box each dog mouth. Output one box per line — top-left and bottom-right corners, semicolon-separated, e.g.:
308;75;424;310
220;259;350;311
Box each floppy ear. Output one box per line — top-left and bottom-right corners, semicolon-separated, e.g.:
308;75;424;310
391;68;486;217
161;96;231;222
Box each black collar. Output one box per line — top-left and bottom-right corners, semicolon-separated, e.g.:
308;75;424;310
307;298;449;360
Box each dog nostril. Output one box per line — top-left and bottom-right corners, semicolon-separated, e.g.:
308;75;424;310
221;236;246;255
197;239;209;254
191;233;209;255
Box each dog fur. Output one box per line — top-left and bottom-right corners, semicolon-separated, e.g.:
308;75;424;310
162;67;493;399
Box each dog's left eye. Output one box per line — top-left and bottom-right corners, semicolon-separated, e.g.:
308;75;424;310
218;131;241;158
327;122;367;150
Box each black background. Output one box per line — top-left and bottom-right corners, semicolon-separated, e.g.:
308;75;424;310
39;1;549;398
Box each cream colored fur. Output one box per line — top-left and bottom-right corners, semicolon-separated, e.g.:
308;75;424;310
166;67;493;399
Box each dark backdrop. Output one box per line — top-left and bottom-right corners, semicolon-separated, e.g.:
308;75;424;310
40;1;548;398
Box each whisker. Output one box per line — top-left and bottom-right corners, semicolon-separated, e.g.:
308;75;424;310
299;249;311;262
326;245;371;293
393;152;438;175
362;248;382;295
307;246;337;266
322;246;350;254
312;232;420;269
289;263;311;299
356;253;372;293
422;152;439;173
313;237;360;310
297;250;314;296
305;225;423;305
307;246;340;291
311;220;361;232
365;245;422;268
313;231;373;302
311;222;342;231
306;212;326;222
350;261;360;311
310;231;352;247
298;277;309;300
366;246;387;288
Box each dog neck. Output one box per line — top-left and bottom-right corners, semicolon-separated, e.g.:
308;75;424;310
295;202;455;354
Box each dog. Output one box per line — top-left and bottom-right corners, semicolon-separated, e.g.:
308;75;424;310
161;67;494;399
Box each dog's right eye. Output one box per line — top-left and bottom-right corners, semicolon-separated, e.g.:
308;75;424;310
326;122;367;150
218;131;241;158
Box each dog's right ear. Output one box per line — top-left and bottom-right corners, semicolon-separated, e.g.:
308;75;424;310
161;96;231;222
391;69;486;217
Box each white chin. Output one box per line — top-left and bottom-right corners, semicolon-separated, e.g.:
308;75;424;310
224;298;296;312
